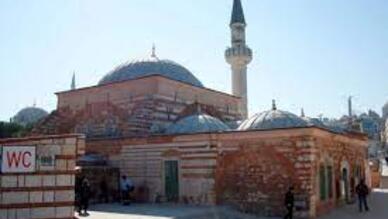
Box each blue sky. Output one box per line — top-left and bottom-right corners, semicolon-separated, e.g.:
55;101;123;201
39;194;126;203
0;0;387;121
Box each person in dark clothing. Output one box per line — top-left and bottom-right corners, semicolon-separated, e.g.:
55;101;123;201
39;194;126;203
99;178;109;203
284;186;295;219
79;177;91;216
75;176;83;214
355;179;370;212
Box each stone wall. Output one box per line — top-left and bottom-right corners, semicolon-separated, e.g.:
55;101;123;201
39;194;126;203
87;134;218;205
0;134;85;219
32;76;241;138
215;134;315;218
214;129;367;218
86;127;367;218
312;133;367;216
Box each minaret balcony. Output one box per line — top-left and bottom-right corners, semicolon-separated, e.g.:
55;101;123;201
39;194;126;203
225;46;253;65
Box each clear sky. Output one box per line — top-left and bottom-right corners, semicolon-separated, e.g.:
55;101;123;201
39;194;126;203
0;0;387;121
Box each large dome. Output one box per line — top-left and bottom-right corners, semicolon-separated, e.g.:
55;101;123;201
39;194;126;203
238;102;308;131
166;113;229;135
98;53;204;87
13;107;48;126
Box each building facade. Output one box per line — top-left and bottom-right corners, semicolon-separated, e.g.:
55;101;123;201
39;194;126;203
30;0;368;218
86;124;367;218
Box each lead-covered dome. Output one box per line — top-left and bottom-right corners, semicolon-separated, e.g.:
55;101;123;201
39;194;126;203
303;117;325;128
238;101;308;131
166;113;229;135
13;106;48;126
98;51;204;87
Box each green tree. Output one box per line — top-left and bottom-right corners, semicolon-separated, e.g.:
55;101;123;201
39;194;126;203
0;121;32;138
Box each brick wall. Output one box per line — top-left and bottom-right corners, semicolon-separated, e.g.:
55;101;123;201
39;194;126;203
32;76;242;138
215;129;367;218
313;134;367;216
86;127;367;218
216;136;313;217
0;134;85;219
88;135;218;205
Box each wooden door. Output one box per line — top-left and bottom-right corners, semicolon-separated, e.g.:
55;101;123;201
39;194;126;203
164;160;179;202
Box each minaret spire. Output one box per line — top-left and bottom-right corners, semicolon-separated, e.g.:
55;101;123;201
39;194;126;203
71;72;76;90
225;0;252;119
150;43;159;60
151;44;156;58
231;0;246;25
272;100;277;111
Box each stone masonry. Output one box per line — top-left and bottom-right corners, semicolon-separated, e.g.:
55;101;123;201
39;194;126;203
86;127;367;218
0;134;85;219
32;76;242;138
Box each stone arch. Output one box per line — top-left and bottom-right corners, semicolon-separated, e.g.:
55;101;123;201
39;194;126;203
317;153;334;201
339;160;351;202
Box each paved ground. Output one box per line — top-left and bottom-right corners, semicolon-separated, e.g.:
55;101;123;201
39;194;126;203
87;204;263;219
87;190;388;219
320;189;388;219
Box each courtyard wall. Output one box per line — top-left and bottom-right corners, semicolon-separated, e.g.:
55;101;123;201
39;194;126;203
0;134;85;219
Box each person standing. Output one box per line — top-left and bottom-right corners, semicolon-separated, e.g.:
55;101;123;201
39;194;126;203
120;175;134;205
75;176;83;215
284;186;295;219
99;178;109;203
79;177;91;215
355;179;370;212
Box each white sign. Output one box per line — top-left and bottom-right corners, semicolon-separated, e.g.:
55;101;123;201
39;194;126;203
1;146;36;173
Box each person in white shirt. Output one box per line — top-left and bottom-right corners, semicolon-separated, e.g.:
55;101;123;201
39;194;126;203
120;175;134;205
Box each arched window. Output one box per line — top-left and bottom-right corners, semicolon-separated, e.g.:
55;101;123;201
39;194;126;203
319;156;334;201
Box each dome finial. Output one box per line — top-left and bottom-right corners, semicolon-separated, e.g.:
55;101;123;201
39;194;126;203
151;43;157;59
272;99;277;110
301;108;305;117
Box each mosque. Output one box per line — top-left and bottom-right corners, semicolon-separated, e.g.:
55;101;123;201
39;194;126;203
25;0;369;218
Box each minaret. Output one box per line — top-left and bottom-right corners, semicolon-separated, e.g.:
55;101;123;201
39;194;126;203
348;96;353;118
225;0;253;119
71;72;76;90
301;108;305;117
348;96;353;129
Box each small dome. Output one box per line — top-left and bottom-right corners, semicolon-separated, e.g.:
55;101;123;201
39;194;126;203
238;101;308;131
13;107;48;126
322;121;347;133
300;109;325;128
98;52;204;87
226;120;244;130
303;117;325;127
166;113;230;135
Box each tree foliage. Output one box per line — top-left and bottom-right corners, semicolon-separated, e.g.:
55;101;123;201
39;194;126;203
0;122;33;138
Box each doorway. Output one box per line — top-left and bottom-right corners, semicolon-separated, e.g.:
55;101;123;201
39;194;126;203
164;160;179;202
342;168;350;202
